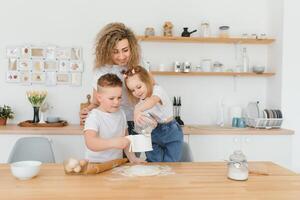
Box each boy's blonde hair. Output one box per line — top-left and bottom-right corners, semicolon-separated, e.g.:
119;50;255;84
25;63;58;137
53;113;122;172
97;74;122;92
94;22;140;68
124;66;154;103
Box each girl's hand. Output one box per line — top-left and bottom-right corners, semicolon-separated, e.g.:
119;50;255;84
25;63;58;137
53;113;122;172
134;110;145;126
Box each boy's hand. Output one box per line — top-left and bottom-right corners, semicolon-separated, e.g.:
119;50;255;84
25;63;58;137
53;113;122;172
112;137;130;149
129;156;147;164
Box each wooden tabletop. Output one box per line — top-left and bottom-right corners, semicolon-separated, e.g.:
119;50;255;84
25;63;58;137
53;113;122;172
0;124;294;135
1;162;300;200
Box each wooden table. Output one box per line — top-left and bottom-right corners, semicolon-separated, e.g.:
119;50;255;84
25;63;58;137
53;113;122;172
1;162;300;200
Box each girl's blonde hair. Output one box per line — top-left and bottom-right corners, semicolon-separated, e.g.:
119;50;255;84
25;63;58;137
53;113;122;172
124;66;154;103
94;22;140;68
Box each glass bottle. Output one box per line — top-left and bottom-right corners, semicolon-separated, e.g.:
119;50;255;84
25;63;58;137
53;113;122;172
241;47;250;72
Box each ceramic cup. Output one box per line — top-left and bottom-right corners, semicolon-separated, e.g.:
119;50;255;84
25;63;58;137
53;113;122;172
126;135;153;152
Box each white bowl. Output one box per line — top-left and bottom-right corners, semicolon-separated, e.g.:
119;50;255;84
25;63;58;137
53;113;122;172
252;66;265;74
10;161;42;180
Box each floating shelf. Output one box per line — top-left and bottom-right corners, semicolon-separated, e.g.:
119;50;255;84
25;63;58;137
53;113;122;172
137;35;275;44
151;71;275;77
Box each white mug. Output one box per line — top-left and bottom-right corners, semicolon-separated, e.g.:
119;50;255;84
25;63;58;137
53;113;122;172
126;135;153;152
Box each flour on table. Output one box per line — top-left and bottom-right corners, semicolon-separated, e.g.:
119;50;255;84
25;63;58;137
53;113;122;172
112;165;174;177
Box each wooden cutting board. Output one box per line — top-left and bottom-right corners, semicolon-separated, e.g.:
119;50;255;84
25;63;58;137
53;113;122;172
80;94;91;125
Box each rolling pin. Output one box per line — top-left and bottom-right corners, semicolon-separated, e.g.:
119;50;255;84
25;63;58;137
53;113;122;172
85;158;128;174
80;94;91;125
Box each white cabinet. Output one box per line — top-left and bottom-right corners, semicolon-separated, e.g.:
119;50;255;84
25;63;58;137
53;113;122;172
189;135;292;169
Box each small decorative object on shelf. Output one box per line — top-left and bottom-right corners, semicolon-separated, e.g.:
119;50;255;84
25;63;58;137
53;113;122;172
145;27;155;36
163;21;173;37
26;90;47;123
0;105;14;126
181;27;197;37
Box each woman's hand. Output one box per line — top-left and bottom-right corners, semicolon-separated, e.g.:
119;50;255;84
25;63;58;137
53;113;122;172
80;107;90;124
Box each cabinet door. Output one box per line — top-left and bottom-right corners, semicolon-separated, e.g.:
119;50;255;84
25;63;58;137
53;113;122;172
189;135;292;168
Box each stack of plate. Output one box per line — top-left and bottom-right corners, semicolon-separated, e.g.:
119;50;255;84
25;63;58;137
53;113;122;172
245;102;283;129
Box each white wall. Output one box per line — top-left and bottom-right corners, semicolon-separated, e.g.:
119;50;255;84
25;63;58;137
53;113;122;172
281;0;300;172
0;0;274;125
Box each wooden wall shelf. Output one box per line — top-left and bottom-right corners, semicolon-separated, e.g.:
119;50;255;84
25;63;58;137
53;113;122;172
151;71;275;77
137;35;275;44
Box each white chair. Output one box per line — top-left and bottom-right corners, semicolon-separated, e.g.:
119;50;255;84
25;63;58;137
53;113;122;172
8;137;55;163
180;142;193;162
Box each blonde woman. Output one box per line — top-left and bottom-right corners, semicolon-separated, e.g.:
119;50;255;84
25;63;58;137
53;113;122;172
80;22;141;137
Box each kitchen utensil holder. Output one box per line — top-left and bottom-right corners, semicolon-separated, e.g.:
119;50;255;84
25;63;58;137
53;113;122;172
245;117;283;129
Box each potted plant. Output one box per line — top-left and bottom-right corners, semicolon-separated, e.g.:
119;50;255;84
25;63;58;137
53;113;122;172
0;105;14;125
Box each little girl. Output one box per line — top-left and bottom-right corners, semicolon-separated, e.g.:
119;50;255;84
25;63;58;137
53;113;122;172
124;66;183;162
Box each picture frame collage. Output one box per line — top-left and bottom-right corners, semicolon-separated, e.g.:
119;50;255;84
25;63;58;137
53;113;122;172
6;45;83;86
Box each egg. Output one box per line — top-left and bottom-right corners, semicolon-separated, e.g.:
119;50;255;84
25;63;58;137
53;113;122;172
67;158;79;169
73;165;81;173
65;165;73;173
79;159;87;167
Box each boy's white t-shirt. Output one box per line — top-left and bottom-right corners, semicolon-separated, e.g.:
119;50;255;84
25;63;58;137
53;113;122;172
93;65;133;121
140;85;173;123
83;108;127;162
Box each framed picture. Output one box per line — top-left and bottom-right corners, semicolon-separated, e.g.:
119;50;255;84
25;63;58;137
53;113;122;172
6;46;20;58
6;71;20;83
70;47;82;60
20;46;31;58
17;59;32;71
8;58;18;71
56;48;71;59
44;60;58;71
58;60;69;72
70;73;82;86
32;59;44;72
31;47;44;58
20;71;31;85
69;60;83;72
31;72;45;84
56;73;70;84
45;46;56;60
45;72;56;86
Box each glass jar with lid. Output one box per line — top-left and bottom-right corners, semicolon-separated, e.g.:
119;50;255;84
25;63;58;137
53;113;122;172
227;150;249;181
219;26;230;38
200;22;211;37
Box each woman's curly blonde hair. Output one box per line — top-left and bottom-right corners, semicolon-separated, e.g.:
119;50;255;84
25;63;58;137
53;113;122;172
94;22;140;69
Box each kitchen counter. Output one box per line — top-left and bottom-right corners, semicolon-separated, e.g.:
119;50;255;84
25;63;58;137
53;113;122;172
1;162;300;200
0;124;294;135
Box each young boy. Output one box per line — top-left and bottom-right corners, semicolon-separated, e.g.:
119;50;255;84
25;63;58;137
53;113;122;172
84;73;144;163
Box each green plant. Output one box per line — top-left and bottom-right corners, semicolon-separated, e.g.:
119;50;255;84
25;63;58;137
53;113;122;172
0;105;14;119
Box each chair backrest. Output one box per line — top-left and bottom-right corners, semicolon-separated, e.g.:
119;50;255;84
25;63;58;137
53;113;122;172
8;137;55;163
180;142;193;162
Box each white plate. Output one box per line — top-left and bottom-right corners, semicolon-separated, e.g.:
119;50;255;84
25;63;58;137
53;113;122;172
246;102;260;118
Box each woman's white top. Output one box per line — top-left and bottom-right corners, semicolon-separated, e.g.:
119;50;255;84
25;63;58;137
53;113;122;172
139;85;173;123
93;65;133;121
84;108;127;162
